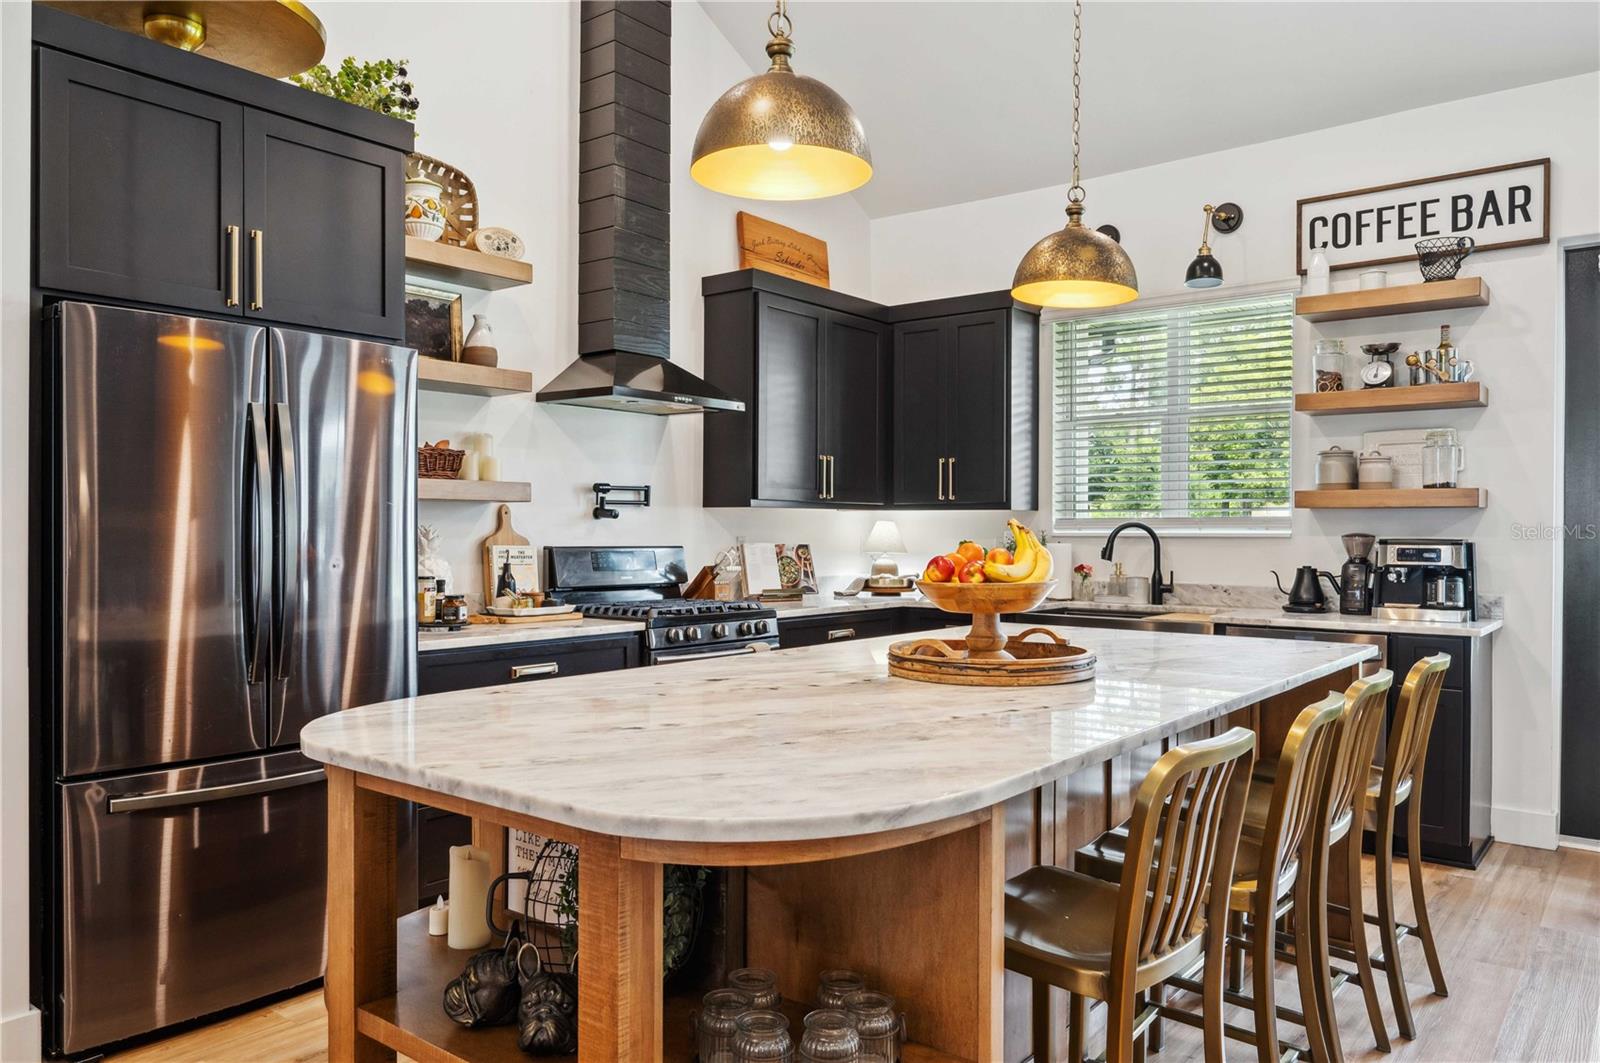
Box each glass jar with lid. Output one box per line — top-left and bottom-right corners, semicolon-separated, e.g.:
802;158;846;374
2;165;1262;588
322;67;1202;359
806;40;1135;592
1314;339;1348;392
843;991;905;1063
1422;428;1465;488
728;967;782;1010
798;1010;862;1062
694;988;752;1063
733;1009;795;1063
815;970;865;1009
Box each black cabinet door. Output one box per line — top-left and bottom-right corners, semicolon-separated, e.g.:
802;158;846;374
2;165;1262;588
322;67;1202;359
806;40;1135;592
36;50;244;315
822;310;890;504
946;311;1010;507
892;320;948;505
243;109;404;339
755;296;824;503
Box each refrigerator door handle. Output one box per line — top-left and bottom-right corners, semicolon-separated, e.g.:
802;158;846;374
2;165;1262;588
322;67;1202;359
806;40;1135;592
272;401;301;685
105;768;325;813
245;402;272;682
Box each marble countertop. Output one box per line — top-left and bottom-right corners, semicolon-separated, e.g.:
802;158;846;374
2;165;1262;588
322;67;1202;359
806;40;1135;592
418;617;644;653
304;625;1374;844
1208;608;1502;638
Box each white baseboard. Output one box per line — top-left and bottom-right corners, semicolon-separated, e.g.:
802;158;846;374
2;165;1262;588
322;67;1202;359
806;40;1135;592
0;1005;41;1063
1492;805;1561;849
1559;834;1600;852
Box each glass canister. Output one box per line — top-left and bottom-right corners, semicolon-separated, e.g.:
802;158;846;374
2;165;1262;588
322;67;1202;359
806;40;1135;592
798;1009;862;1063
728;967;782;1010
843;991;905;1063
1314;339;1347;392
733;1010;795;1063
1422;428;1465;488
695;988;752;1063
815;970;865;1010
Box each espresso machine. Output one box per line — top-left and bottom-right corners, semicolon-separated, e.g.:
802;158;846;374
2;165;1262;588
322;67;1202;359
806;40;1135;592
1373;538;1476;622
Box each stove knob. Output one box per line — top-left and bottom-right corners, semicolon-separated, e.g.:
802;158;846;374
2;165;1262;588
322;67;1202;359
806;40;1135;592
711;623;729;638
736;621;752;636
753;620;770;635
666;627;684;643
686;626;703;641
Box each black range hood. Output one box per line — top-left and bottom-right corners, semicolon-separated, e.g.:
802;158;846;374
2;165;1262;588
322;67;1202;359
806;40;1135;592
539;1;742;416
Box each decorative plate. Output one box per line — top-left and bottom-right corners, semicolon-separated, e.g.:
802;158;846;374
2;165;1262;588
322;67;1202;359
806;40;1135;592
467;226;527;261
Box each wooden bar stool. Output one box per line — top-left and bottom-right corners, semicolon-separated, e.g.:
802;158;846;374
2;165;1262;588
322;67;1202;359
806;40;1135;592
1005;726;1257;1063
1353;653;1453;1043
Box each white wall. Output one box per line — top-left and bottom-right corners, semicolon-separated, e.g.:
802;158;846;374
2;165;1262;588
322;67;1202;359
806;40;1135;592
871;73;1600;847
0;2;38;1058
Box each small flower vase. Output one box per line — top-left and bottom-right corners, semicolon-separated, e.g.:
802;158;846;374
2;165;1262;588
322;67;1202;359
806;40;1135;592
461;314;498;367
403;176;446;242
1074;577;1096;603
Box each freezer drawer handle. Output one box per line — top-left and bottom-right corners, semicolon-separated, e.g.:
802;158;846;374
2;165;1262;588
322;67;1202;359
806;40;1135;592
510;662;560;679
106;768;325;814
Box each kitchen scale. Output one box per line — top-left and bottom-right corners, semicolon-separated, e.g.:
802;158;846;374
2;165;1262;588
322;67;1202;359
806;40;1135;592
1360;343;1400;388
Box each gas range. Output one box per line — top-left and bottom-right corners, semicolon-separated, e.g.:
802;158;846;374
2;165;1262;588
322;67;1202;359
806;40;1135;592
545;546;780;663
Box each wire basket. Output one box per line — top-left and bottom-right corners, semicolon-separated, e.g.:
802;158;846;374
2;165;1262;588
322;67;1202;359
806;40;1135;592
487;838;579;976
1415;236;1475;282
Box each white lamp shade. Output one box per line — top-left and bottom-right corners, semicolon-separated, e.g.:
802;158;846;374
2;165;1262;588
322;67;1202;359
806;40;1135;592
863;520;907;555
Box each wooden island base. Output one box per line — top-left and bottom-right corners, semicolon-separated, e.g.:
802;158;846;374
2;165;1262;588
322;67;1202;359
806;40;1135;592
323;668;1356;1063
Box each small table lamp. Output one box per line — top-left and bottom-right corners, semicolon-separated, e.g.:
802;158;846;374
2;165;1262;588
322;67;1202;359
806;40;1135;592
863;519;907;577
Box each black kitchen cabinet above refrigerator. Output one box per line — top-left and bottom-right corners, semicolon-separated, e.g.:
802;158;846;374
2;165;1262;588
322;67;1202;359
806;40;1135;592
33;7;410;341
702;270;1037;509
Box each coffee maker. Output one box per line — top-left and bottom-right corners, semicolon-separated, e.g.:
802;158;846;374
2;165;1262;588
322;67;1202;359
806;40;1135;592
1373;538;1476;622
1338;533;1375;616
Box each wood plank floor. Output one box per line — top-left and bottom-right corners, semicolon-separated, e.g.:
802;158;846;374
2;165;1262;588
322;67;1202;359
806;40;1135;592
105;843;1599;1063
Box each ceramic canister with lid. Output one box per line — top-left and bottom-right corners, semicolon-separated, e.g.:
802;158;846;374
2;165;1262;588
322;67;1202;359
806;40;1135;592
1316;446;1358;490
1357;451;1395;489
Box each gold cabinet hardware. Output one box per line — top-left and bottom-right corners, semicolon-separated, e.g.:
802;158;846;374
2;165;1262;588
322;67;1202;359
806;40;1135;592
826;627;856;641
249;229;264;310
937;457;946;501
225;225;240;307
948;455;957;500
818;454;826;499
510;662;559;679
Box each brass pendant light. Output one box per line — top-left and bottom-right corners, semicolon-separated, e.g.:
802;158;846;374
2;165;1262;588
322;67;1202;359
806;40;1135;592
1011;0;1138;309
691;0;872;201
41;2;326;77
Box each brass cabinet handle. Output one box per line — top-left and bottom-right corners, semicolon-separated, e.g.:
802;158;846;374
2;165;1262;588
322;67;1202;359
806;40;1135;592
818;454;826;499
225;225;240;307
827;455;836;499
826;627;856;641
249;228;264;310
510;662;560;680
937;457;946;501
948;455;956;501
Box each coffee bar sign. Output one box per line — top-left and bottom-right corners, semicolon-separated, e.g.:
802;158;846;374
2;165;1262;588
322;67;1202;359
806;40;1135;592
1296;158;1550;273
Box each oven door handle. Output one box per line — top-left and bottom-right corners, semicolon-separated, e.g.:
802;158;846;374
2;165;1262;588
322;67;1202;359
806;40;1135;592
654;644;772;664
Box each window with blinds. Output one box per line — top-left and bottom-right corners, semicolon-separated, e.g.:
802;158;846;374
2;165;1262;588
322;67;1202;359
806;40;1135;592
1050;290;1294;531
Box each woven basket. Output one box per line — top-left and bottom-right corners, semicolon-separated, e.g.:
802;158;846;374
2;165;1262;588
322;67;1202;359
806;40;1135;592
418;441;465;479
406;152;479;247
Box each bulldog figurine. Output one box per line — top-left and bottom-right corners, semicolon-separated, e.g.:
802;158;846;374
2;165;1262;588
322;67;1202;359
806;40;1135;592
515;941;579;1056
442;922;526;1028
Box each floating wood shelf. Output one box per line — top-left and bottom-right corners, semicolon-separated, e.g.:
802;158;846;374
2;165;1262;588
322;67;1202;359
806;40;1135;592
1295;382;1488;415
417;479;531;503
1295;488;1486;509
1295;277;1489;322
417;358;533;397
356;909;965;1063
405;237;532;290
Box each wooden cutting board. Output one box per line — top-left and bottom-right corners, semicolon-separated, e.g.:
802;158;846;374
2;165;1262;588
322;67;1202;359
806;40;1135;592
481;504;531;605
468;612;583;627
736;211;830;287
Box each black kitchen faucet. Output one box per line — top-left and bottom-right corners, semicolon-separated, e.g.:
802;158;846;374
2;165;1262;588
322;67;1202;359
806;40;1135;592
1100;521;1175;606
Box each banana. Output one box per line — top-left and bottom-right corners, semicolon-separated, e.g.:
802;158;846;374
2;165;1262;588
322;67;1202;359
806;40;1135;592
1010;522;1053;583
982;523;1037;582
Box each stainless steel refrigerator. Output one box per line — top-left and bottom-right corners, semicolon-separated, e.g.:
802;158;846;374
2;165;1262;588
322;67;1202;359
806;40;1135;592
45;301;416;1054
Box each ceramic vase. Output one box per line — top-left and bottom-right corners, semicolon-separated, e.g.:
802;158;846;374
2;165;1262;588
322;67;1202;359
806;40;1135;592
1306;249;1331;296
461;315;498;367
404;176;447;241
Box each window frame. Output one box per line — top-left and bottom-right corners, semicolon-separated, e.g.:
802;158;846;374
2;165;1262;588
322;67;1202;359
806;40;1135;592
1041;280;1299;538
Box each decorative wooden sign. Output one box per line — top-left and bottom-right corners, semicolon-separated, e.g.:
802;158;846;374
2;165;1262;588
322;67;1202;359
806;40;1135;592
1296;158;1550;273
737;211;830;287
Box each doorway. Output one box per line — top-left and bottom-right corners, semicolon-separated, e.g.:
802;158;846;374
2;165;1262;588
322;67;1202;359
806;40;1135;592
1562;243;1600;841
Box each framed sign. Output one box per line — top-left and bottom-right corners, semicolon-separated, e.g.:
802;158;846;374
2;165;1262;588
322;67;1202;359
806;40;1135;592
1296;158;1549;274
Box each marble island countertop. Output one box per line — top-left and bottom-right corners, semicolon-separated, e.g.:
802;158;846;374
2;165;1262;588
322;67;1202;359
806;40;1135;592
305;625;1374;844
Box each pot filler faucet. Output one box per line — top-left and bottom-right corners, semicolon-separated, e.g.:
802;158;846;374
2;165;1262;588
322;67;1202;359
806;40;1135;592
1100;521;1175;605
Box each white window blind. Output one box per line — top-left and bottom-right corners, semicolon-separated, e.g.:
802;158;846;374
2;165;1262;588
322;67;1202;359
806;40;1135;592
1051;290;1294;531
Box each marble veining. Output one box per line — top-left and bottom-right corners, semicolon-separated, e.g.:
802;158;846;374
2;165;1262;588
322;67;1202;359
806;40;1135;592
419;617;644;653
304;626;1374;844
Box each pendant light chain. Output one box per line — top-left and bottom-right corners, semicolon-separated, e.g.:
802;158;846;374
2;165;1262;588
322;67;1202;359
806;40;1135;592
769;0;791;39
1068;0;1085;204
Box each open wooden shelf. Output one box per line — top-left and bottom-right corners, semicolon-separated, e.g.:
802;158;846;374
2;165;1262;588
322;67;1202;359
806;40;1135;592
418;358;533;397
1295;487;1486;509
418;479;532;503
357;908;968;1063
1295;277;1489;322
406;237;532;290
1294;381;1488;415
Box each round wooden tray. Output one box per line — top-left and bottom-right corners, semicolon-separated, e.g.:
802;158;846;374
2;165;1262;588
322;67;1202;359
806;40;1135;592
888;627;1096;686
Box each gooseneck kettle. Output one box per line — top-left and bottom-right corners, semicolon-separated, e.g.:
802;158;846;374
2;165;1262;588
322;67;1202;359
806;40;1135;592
1273;565;1338;613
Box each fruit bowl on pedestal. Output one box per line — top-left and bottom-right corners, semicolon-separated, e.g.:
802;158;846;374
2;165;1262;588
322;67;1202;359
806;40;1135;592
890;580;1096;686
915;579;1057;656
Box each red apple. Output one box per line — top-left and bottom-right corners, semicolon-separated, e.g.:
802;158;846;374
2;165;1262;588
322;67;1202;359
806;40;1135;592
958;560;987;584
922;554;957;583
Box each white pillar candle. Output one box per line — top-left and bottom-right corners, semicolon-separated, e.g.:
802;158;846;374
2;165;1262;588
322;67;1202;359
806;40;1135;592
446;845;493;949
427;895;449;936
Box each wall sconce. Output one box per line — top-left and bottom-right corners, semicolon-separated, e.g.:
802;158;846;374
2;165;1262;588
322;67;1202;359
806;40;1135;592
1184;202;1243;289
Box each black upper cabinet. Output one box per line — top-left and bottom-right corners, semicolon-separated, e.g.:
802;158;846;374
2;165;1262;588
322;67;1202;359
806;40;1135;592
33;10;410;341
36;51;244;316
703;270;1036;509
243;111;404;338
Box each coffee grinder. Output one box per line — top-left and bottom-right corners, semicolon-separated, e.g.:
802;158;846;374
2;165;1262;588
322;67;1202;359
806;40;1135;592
1338;532;1375;615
